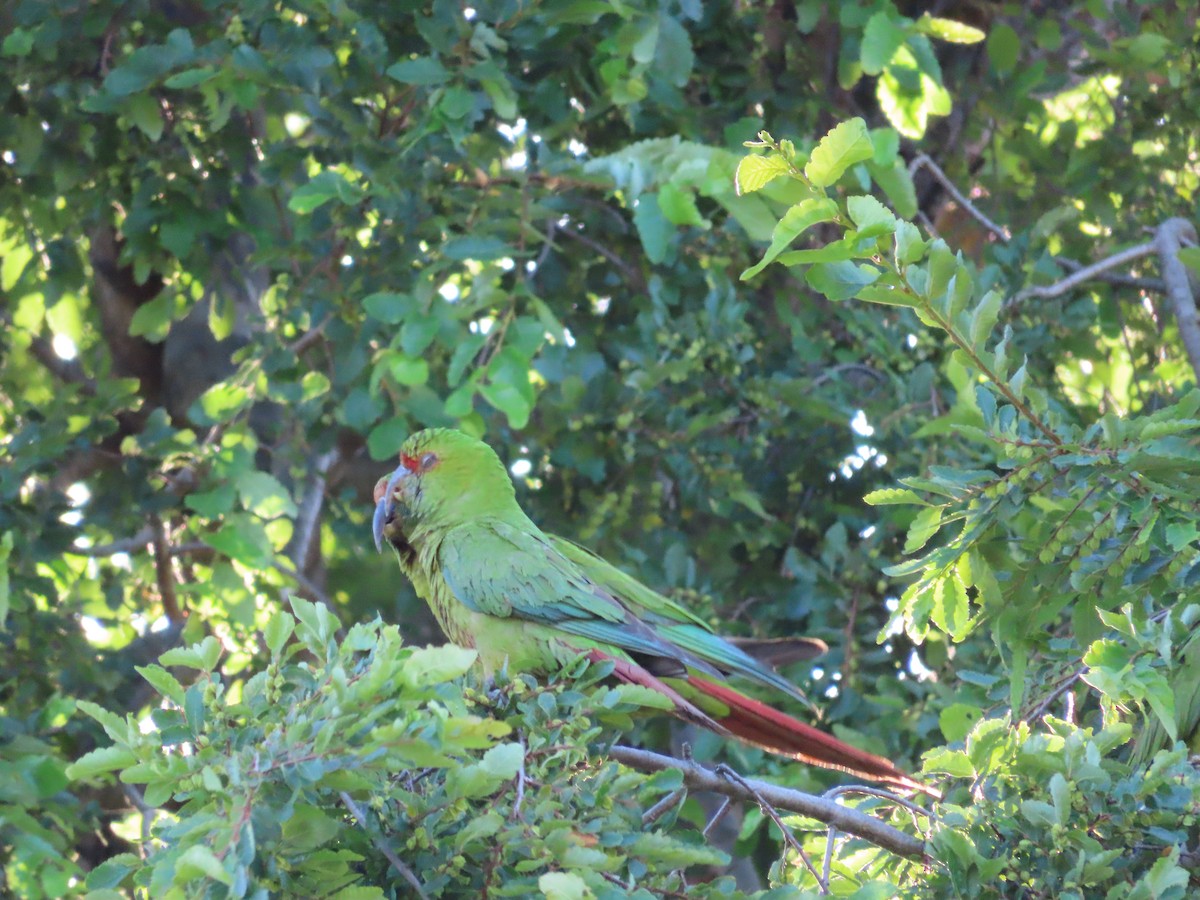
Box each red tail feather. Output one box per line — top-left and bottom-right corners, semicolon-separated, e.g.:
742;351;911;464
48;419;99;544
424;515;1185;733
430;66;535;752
687;676;936;797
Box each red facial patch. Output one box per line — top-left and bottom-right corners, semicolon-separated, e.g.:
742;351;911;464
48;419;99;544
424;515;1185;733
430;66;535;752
400;453;420;472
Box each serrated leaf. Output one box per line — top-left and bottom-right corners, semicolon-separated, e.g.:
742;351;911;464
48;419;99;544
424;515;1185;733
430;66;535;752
969;290;1002;346
66;745;137;780
904;506;943;554
480;742;524;779
135;664;186;705
846;194;897;238
402;645;478;687
734;154;790;195
804;118;874;187
740;197;839;280
863;488;927;506
174;844;233;886
805;260;881;301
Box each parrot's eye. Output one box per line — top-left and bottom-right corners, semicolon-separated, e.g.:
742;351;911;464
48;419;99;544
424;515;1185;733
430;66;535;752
420;452;438;470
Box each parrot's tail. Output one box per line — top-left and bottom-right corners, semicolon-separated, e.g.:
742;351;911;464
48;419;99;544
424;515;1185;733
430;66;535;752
687;676;939;798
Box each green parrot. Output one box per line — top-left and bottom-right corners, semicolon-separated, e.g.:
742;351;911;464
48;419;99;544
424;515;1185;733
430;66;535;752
373;428;929;794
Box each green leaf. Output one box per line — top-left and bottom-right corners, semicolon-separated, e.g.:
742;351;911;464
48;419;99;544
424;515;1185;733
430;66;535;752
66;745;137;780
968;290;1002;346
987;24;1020;74
656;182;706;227
283;804;342;853
288;170;364;214
174;845;233;886
861;12;906;75
401;645;478;687
135;664;186;705
894;221;927;265
734;154;789;195
804;118;874;187
362;292;412;324
538;872;593;900
386;56;449;85
0;532;11;630
236;470;297;519
904;506;943;553
264;613;295;658
75;700;130;744
368;416;409;461
85;854;141;891
846;194;897;238
128;293;181;340
480;742;524;779
740;197;839;280
633;192;672;263
159;636;222;672
863;488;926;506
805;261;881;301
126;93;163;141
915;14;985;44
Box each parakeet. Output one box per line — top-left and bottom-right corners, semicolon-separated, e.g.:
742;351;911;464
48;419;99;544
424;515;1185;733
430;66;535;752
373;428;929;794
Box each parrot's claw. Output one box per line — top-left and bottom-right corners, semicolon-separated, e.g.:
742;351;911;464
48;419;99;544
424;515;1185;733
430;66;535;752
372;466;408;552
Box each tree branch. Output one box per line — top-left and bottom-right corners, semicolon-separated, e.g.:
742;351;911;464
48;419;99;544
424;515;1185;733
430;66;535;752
149;515;184;625
1008;241;1158;308
339;791;430;900
289;447;341;574
1155;218;1200;383
908;154;1011;243
608;745;928;859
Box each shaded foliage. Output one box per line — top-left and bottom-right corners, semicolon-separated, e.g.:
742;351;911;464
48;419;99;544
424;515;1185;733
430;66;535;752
2;0;1200;895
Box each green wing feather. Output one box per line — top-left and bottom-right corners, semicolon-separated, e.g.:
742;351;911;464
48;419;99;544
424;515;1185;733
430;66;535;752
437;520;719;673
550;535;813;706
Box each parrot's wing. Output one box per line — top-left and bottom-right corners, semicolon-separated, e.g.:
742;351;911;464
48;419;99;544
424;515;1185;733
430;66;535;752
549;534;816;706
438;520;719;675
550;536;713;630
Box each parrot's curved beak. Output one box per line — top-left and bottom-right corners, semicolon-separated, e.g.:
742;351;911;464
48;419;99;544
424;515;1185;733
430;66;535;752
372;466;409;552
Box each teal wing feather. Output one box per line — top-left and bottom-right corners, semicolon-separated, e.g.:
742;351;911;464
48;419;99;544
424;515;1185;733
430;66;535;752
551;535;811;705
438;520;713;668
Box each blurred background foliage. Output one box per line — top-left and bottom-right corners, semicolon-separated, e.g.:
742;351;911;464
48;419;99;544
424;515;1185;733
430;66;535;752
2;0;1200;895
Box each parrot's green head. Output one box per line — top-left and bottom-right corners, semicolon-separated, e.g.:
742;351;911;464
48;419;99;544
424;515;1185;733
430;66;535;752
373;428;518;550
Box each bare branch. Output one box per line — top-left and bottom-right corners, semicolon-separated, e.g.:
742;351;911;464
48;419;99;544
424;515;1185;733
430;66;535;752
339;791;430;900
290;447;342;574
909;154;1011;243
1053;256;1166;293
715;762;825;890
1008;241;1158;308
557;226;645;289
608;745;927;859
1155;218;1200;383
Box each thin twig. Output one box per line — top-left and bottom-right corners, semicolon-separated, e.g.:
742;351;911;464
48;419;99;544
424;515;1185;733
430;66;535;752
701;796;734;840
556;226;644;288
642;787;687;825
511;738;527;821
715;763;826;891
339;791;430;900
1053;257;1166;293
908;154;1011;243
1007;241;1157;308
608;745;925;859
1155;218;1200;383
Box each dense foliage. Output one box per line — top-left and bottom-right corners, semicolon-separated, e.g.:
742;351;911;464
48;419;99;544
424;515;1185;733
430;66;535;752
2;0;1199;896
